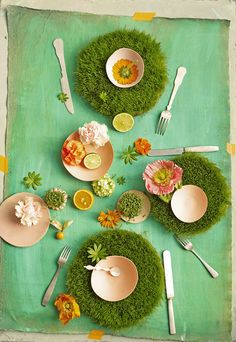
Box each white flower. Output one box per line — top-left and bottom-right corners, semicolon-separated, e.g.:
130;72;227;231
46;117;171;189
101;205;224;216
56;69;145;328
15;196;42;227
78;121;109;148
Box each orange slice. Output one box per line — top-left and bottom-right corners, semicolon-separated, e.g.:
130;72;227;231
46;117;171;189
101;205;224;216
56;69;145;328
73;190;94;210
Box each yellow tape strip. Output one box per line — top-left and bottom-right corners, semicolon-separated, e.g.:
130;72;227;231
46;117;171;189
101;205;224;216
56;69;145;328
226;143;236;155
133;12;156;21
88;330;104;340
0;155;8;173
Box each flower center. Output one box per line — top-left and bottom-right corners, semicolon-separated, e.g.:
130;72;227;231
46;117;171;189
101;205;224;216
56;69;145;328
153;168;172;186
119;66;132;79
64;302;72;312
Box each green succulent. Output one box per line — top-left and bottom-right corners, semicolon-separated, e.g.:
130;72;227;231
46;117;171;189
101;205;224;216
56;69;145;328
99;91;108;102
45;188;68;210
87;243;107;263
117;176;126;185
57;92;69;103
121;146;138;165
23;171;42;190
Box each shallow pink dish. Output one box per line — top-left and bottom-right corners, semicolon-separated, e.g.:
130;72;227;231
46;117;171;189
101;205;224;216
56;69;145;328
0;192;50;247
91;256;138;302
61;131;114;181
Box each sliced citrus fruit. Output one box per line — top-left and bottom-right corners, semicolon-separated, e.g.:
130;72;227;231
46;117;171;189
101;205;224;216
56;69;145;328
73;190;94;210
84;153;102;170
112;113;134;132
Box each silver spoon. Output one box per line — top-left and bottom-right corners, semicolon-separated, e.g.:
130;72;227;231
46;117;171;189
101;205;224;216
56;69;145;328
84;265;121;277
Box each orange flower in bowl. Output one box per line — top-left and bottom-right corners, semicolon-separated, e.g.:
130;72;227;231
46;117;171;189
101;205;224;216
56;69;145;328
134;138;151;155
112;59;139;85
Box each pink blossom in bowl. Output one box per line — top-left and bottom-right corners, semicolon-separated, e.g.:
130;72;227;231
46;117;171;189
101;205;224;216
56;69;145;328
78;121;109;148
143;160;183;196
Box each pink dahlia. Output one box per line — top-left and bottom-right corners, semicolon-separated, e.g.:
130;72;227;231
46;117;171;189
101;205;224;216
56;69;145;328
143;160;183;195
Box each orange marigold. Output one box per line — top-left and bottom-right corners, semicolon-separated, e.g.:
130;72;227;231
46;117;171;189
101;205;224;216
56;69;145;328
98;210;121;228
112;59;139;85
134;138;151;155
54;293;80;325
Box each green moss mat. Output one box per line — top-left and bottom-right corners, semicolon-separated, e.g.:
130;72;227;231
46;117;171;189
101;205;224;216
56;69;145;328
75;29;168;117
150;153;231;236
66;230;164;329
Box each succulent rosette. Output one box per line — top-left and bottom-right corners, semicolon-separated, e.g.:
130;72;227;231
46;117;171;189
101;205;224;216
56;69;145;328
143;160;183;203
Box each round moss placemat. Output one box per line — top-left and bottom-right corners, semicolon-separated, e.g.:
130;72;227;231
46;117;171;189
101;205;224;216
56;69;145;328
150;153;231;236
66;229;164;329
75;29;168;117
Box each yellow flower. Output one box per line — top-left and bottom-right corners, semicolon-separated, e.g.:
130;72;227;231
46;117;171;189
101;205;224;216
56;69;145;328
98;210;121;228
112;59;139;85
54;294;80;325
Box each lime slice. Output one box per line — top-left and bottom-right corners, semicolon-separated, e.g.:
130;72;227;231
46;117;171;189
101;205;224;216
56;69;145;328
84;153;102;170
112;113;134;132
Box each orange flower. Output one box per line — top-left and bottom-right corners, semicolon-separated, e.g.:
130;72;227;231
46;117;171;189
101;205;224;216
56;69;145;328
134;138;151;155
54;293;80;325
112;59;139;85
98;210;121;228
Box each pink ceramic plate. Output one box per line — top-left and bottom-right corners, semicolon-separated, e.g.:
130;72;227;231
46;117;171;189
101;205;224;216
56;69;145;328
61;131;114;181
171;185;208;223
91;256;138;301
117;190;151;224
0;192;50;247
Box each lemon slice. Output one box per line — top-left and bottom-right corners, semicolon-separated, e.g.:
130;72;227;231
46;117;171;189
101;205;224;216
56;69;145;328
84;153;102;170
73;190;94;210
112;113;134;132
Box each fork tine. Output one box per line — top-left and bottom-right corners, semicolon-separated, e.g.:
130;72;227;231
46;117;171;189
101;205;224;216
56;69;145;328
156;116;164;134
63;247;72;261
60;246;70;259
158;118;166;135
161;119;169;135
175;235;187;247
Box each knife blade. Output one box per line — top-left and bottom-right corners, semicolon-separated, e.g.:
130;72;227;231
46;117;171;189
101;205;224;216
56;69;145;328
163;250;176;335
148;145;219;156
53;38;74;114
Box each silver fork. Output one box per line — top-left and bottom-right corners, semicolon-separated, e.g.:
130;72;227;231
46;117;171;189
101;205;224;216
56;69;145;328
42;246;72;306
175;236;219;278
156;66;187;135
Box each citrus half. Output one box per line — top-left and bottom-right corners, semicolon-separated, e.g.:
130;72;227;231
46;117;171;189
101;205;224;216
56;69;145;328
112;113;134;132
73;190;94;210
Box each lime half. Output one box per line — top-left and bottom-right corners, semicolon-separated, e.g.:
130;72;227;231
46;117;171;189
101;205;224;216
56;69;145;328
84;153;102;170
112;113;134;132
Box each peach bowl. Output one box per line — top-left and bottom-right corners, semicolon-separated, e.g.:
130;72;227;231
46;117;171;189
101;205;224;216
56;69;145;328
91;255;138;301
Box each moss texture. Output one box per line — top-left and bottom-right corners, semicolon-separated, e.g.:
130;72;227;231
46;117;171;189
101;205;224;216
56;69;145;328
75;29;168;117
150;153;231;236
66;229;164;329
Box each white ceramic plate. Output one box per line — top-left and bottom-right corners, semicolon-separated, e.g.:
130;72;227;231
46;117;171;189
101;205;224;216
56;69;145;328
171;185;208;223
106;48;144;88
117;190;151;224
0;192;50;247
61;131;114;181
91;255;138;301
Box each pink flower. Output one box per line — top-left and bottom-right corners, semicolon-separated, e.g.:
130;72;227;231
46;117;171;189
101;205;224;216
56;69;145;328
143;160;183;195
78;121;109;148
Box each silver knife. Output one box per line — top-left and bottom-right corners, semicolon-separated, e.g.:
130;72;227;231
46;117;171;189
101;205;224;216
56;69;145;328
148;145;219;156
53;38;74;114
163;250;176;335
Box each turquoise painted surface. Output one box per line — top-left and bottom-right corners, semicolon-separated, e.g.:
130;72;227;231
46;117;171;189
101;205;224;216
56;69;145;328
0;6;231;341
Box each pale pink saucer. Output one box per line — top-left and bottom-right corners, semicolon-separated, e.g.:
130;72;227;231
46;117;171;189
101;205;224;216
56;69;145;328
171;185;208;223
0;192;50;247
91;256;138;302
117;190;151;224
61;131;114;181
